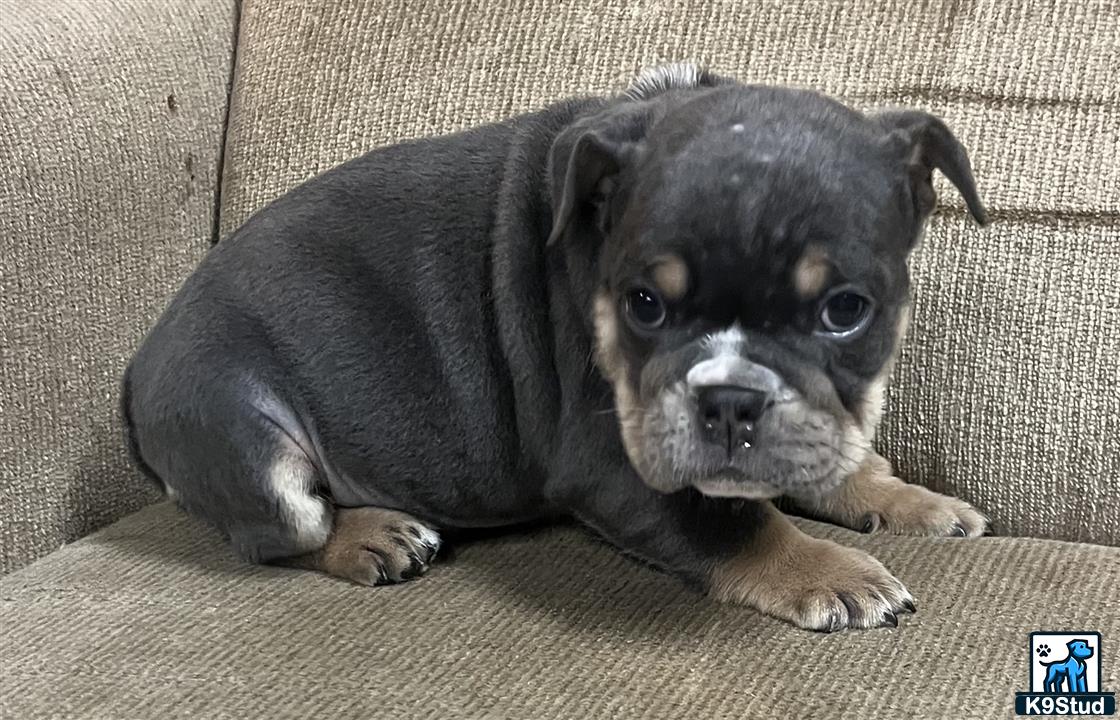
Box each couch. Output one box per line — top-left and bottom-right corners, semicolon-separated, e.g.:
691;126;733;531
2;0;1118;717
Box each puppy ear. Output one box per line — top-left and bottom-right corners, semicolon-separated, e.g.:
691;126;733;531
547;108;645;246
877;110;989;226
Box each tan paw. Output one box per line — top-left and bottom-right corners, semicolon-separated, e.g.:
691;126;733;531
710;508;915;632
797;453;989;538
859;481;988;538
307;506;441;586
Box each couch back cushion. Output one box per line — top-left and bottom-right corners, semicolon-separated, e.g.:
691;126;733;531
0;0;237;573
220;0;1120;545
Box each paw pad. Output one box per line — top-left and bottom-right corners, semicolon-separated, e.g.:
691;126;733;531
1037;644;1051;658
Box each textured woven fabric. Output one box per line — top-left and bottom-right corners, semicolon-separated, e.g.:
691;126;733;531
219;0;1120;545
0;0;238;573
2;502;1118;719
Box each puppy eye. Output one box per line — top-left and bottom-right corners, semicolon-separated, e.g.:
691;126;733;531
624;287;667;330
818;287;873;337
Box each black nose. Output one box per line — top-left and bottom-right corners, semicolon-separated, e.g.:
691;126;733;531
697;386;769;452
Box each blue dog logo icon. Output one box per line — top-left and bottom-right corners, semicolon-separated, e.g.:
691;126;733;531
1016;631;1116;715
1039;640;1094;694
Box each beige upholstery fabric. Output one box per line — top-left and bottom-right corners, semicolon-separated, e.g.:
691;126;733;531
3;3;1117;717
2;502;1118;719
219;0;1120;545
0;0;238;573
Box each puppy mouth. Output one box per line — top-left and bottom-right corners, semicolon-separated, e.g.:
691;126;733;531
635;392;866;499
627;344;869;499
691;469;784;500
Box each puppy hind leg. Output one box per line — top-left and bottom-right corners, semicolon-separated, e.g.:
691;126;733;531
229;443;333;562
243;391;444;584
205;427;444;585
138;379;333;565
282;506;442;586
139;378;442;584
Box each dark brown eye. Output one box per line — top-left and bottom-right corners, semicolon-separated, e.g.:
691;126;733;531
624;287;667;330
819;288;873;337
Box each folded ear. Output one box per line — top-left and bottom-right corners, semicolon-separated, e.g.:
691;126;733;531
877;110;989;226
547;107;648;246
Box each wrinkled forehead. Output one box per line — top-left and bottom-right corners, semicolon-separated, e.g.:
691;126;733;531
613;183;901;306
612;93;907;298
648;85;887;163
641;89;899;217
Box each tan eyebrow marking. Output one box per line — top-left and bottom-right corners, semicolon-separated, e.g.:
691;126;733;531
651;254;689;301
793;246;831;299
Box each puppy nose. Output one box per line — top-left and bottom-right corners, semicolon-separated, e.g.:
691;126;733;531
697;386;769;452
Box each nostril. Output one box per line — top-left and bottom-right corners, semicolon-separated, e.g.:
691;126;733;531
734;392;769;425
697;386;770;452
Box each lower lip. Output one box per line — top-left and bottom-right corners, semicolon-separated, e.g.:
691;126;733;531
693;477;781;500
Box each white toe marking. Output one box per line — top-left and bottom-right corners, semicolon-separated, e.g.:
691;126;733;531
412;523;442;550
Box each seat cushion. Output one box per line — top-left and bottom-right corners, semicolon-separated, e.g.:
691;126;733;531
2;502;1117;718
215;0;1120;545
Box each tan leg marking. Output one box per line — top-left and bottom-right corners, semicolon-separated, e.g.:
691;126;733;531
798;452;988;537
710;504;914;631
287;506;441;585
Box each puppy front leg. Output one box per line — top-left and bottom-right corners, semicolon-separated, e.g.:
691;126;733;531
709;503;915;631
561;475;914;631
791;452;988;537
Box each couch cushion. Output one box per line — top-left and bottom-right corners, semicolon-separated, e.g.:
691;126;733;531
0;0;238;573
1;503;1118;718
216;0;1120;545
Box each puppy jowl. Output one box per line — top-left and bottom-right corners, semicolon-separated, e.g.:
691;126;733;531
123;62;989;631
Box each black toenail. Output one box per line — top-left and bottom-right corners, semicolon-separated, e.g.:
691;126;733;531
827;609;845;633
837;592;860;621
860;514;880;534
951;523;967;537
883;612;898;628
902;599;917;613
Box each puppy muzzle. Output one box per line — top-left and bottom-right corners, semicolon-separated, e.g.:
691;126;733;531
631;328;865;500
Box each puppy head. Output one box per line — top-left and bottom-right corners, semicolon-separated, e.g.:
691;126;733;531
549;66;986;499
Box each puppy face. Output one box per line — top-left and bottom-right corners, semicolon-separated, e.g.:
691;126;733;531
550;72;986;499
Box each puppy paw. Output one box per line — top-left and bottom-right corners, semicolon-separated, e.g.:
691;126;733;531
309;506;441;586
858;482;988;538
709;510;914;631
798;453;989;538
